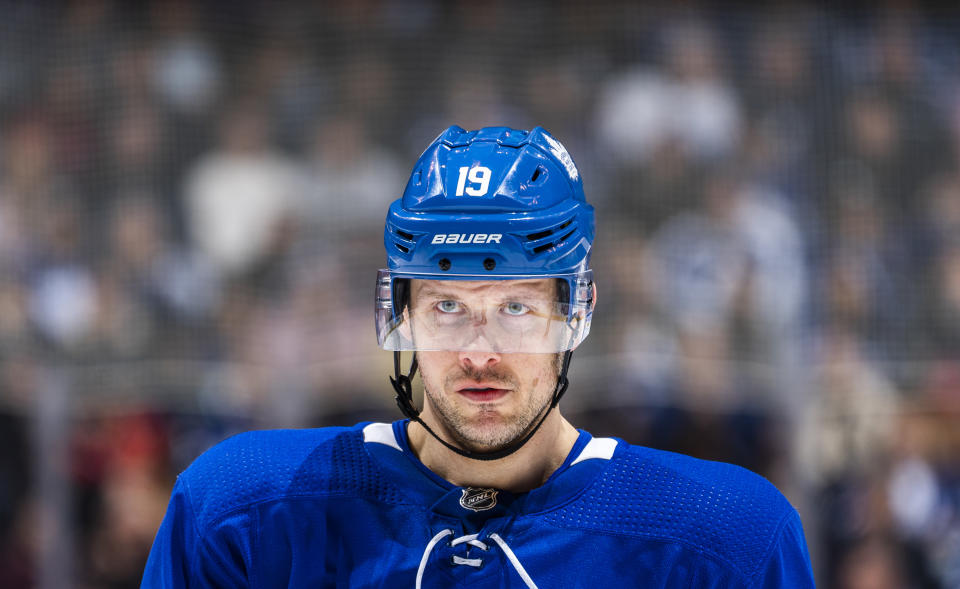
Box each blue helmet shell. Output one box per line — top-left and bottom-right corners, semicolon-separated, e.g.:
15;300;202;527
384;126;594;277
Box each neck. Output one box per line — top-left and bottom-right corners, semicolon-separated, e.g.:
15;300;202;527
407;409;580;493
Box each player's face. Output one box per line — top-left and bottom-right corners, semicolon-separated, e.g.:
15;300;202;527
411;278;562;452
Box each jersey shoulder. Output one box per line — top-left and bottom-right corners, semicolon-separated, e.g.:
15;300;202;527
178;423;404;531
548;443;796;580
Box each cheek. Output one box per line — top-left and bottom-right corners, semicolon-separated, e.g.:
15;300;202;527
522;355;559;392
417;351;457;388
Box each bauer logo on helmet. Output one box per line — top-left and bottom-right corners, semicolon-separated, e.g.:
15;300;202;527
430;233;503;245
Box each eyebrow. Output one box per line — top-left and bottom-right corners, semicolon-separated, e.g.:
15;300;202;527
414;281;553;300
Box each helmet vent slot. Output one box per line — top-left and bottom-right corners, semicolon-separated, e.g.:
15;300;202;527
525;220;572;241
524;218;577;256
532;241;555;254
530;165;547;183
390;226;416;256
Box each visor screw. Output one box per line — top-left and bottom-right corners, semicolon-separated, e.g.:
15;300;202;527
439;258;451;271
483;258;496;271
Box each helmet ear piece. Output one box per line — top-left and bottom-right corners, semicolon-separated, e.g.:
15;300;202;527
556;278;569;305
392;278;410;317
566;280;596;351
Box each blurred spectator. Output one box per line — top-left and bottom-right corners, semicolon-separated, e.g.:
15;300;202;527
647;177;747;341
596;18;740;166
0;115;63;268
910;365;960;586
334;50;397;131
107;193;218;324
104;103;167;198
520;57;592;150
28;203;98;353
183;100;302;282
918;173;960;257
646;167;805;392
799;327;899;487
73;413;171;587
835;535;906;589
150;1;221;117
818;165;915;377
920;245;960;359
840;90;907;209
0;499;38;589
0;282;30;352
300;113;405;236
242;35;331;152
229;258;386;427
741;9;823;224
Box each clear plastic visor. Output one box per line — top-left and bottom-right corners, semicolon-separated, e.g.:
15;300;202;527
375;270;593;353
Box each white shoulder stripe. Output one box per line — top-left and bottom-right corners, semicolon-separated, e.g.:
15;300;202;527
570;437;618;466
363;422;402;451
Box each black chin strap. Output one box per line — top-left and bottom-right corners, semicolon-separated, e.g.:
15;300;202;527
390;350;573;461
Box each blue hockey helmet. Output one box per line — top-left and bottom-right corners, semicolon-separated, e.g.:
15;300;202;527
376;126;595;353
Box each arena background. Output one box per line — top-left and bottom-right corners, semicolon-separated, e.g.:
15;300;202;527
1;1;959;587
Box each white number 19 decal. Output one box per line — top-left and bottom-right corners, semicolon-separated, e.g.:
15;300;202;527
455;166;492;196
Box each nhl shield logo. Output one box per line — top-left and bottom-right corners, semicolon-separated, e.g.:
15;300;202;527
460;487;498;512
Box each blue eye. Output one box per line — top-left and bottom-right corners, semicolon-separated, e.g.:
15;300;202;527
437;300;461;314
503;302;529;316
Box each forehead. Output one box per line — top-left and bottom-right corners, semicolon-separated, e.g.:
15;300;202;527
411;278;555;299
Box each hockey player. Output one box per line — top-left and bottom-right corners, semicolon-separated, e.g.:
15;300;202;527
142;126;815;587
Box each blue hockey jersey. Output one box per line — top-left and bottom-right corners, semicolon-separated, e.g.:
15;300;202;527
141;421;814;588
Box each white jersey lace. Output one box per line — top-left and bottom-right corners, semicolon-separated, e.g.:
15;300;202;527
415;529;538;589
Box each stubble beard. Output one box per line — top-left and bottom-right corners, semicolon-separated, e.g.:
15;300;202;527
421;354;561;453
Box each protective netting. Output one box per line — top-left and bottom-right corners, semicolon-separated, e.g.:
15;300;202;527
1;2;959;587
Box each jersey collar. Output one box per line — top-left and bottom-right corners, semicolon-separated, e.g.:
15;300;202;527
361;420;619;519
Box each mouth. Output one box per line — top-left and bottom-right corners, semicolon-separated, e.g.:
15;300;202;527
456;384;510;403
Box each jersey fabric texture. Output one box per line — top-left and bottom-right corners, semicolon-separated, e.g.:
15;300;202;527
141;421;815;588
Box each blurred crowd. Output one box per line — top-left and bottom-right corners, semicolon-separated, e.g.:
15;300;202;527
1;1;960;587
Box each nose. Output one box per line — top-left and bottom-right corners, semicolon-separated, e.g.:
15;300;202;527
456;312;501;368
458;348;501;370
